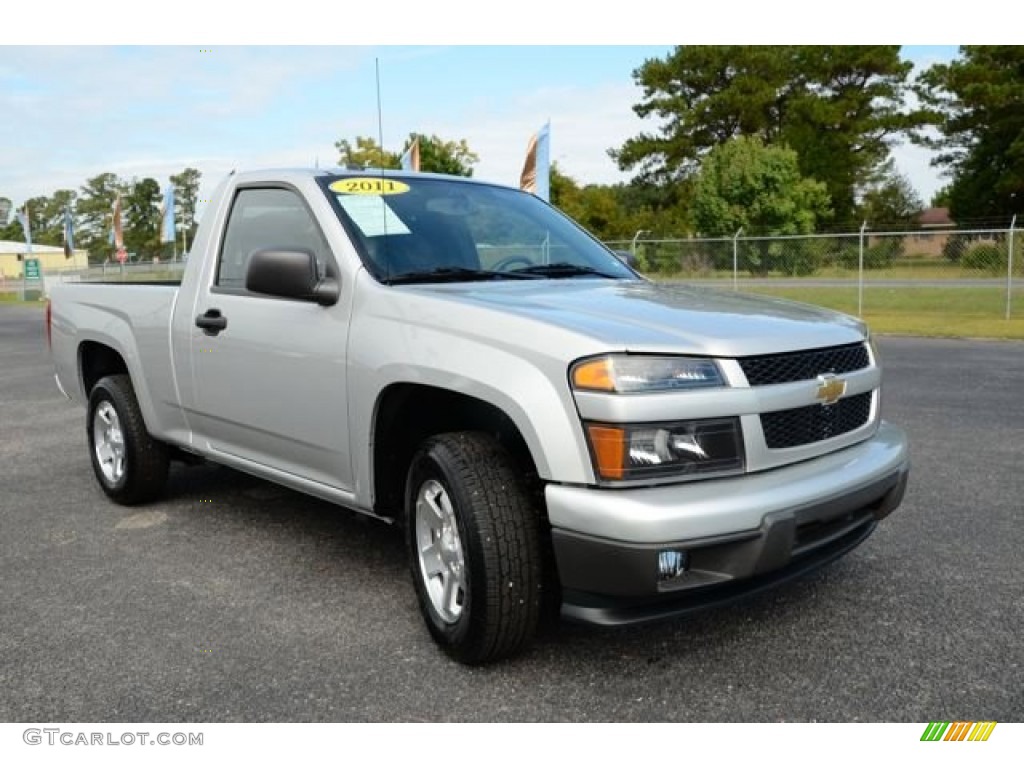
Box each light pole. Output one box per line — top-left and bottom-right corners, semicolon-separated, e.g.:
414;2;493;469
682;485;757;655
631;230;651;271
631;229;651;256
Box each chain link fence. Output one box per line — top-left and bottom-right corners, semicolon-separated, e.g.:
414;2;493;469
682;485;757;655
607;224;1022;321
6;228;1020;326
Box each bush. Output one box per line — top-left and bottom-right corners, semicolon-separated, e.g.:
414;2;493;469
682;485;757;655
864;238;905;269
833;240;903;270
961;243;1007;272
942;234;969;263
742;241;821;276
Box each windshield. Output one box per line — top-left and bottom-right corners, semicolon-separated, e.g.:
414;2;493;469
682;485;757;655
318;175;637;284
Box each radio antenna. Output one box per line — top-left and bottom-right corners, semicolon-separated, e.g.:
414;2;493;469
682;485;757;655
375;57;391;283
375;58;386;168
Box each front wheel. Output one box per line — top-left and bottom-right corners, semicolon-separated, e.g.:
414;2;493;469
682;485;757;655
87;374;169;505
406;432;543;664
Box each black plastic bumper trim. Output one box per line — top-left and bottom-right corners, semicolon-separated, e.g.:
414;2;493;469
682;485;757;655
560;517;876;626
554;467;908;626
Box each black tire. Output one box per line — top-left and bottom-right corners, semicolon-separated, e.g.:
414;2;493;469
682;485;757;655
405;432;543;664
86;374;169;505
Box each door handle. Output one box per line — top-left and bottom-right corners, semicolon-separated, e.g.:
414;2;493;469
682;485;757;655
195;309;228;335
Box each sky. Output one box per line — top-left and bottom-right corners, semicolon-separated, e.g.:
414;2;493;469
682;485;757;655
0;17;972;224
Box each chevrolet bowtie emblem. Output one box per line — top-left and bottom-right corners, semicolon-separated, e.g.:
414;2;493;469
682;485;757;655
815;374;846;405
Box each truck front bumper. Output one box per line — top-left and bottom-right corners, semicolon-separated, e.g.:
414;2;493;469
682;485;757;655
545;421;909;626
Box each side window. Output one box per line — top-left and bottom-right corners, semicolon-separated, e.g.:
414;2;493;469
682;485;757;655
217;188;331;290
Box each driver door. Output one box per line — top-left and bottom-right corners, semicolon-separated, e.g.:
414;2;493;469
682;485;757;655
186;186;354;492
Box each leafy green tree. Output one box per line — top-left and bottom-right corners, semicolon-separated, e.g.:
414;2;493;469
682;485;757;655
692;137;831;236
550;165;672;244
18;191;78;246
692;137;831;274
336;134;480;177
930;185;953;209
20;196;52;243
335;136;400;169
78;173;126;261
0;214;24;242
857;161;923;229
404;134;479;176
124;177;161;258
170;167;201;248
915;46;1024;221
550;164;583;215
613;45;924;224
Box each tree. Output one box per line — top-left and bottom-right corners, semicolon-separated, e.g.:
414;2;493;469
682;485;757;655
336;134;480;177
857;161;923;229
915;46;1024;221
613;46;924;224
170;167;201;248
78;173;126;261
335;136;399;169
692;137;831;236
550;164;673;243
930;185;953;209
692;137;831;274
18;191;78;246
405;134;479;176
123;177;161;258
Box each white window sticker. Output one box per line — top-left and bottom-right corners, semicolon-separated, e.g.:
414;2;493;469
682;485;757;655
336;195;410;237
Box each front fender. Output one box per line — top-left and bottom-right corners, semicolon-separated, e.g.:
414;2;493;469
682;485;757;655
347;279;598;505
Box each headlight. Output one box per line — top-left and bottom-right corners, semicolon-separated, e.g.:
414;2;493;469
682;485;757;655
571;355;724;393
584;418;744;482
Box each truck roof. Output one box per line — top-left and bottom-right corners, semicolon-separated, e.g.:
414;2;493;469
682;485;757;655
230;167;509;190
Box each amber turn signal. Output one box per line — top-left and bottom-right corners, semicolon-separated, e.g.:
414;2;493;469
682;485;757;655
572;358;615;392
585;425;626;480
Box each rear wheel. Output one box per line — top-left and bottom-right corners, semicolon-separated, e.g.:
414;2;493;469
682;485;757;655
87;374;169;505
406;432;543;664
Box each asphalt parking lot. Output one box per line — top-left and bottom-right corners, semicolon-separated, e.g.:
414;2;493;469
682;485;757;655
1;303;1021;722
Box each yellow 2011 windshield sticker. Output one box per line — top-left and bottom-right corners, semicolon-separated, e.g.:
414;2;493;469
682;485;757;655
330;178;409;196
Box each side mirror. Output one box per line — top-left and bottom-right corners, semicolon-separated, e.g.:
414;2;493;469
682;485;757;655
613;249;639;269
245;248;339;306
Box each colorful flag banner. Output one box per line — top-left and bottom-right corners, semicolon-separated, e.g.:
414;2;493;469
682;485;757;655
520;122;550;202
63;207;75;258
112;194;127;263
401;137;421;172
161;184;176;244
15;205;33;254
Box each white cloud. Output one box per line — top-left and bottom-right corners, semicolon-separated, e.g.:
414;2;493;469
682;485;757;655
1;44;958;222
428;81;649;188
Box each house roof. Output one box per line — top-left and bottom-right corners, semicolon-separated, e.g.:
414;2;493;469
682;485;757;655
0;240;67;254
918;207;954;228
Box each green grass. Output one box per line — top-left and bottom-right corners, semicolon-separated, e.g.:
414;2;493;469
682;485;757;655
0;292;44;305
652;264;1019;281
740;285;1024;340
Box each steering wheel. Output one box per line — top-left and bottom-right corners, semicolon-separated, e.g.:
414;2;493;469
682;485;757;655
492;255;534;271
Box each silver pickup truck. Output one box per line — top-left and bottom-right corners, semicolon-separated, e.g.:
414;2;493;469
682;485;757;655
49;169;909;663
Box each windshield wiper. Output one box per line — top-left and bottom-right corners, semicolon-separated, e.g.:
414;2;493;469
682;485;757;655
508;262;621;279
386;267;536;285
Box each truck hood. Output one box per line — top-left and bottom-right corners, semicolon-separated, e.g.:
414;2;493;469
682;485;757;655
402;279;866;358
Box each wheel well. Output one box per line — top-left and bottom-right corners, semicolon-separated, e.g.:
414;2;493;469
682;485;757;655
79;342;129;396
372;384;540;519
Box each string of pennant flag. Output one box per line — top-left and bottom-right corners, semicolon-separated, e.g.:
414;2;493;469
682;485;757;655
15;126;549;264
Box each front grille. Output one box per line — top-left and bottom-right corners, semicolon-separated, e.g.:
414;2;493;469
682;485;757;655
739;343;870;386
761;392;873;449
